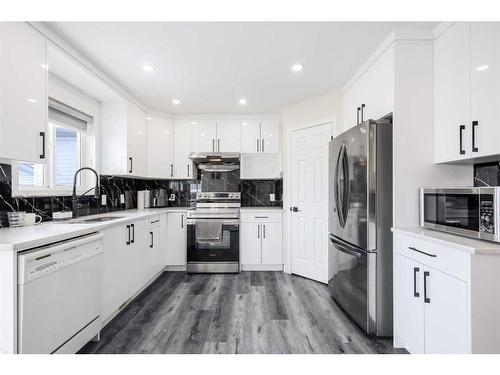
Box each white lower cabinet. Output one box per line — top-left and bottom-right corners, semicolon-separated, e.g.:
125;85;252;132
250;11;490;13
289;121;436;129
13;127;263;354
166;211;187;267
240;210;282;270
147;216;162;279
393;231;500;354
127;219;149;298
101;224;131;322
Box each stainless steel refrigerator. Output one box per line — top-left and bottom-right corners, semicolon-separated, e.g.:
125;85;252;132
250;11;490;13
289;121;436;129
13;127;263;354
328;119;393;336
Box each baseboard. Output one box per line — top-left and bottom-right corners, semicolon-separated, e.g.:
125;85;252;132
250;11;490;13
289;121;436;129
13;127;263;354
165;265;186;272
241;264;283;271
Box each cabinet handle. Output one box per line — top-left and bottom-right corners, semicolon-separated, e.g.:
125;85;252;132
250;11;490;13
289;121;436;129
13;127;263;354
356;107;360;125
126;225;131;245
39;132;46;159
263;224;266;239
170;164;174;177
218;138;220;152
187;164;190;178
212;138;215;152
413;267;420;298
423;271;430;303
257;138;260;152
181;214;184;229
261;139;265;152
459;125;466;155
131;224;135;243
361;104;365;122
129;157;133;173
150;231;153;248
472;121;479;152
257;224;260;239
408;246;436;258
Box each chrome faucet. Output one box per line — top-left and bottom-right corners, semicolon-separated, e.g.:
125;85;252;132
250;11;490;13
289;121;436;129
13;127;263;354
72;167;100;219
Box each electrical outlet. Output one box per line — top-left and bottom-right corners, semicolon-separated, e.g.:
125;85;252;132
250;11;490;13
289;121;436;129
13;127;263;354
101;194;107;205
269;193;275;202
120;194;125;204
169;193;176;201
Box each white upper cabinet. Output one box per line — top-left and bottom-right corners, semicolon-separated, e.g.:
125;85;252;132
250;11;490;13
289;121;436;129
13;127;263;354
240;120;280;154
192;120;217;152
342;45;394;132
362;45;394;122
147;115;174;178
127;103;147;177
470;22;500;159
260;120;280;154
240;120;262;153
0;22;48;163
216;120;241;152
173;120;195;179
434;22;471;163
101;101;147;177
342;77;364;131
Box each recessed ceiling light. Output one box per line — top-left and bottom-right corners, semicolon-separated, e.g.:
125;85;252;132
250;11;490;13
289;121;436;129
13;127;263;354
27;98;37;103
239;98;247;106
146;116;152;120
40;64;49;71
172;98;181;105
142;64;156;73
191;122;197;125
476;65;489;71
291;63;303;72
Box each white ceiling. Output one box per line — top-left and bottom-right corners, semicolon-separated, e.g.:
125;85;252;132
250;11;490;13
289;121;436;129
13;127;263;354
45;22;437;114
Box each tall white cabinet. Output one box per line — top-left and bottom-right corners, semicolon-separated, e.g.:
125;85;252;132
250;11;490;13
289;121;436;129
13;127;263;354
0;22;48;163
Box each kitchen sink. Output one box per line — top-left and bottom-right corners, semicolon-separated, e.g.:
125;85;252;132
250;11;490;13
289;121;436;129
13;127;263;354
59;216;125;224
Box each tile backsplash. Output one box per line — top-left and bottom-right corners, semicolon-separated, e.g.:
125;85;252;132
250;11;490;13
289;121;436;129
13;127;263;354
0;163;282;227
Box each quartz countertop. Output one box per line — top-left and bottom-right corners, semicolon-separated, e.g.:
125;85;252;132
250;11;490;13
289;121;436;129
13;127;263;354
0;207;189;252
392;226;500;255
239;207;283;211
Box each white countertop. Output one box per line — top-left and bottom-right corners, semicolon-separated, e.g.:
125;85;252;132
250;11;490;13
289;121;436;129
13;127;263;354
239;207;283;211
392;226;500;255
0;207;188;252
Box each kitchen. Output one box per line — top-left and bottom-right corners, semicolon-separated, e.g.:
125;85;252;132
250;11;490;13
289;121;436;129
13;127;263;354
2;3;500;368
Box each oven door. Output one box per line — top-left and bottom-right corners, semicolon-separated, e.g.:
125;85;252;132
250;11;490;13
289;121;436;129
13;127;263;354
187;219;239;263
420;188;481;238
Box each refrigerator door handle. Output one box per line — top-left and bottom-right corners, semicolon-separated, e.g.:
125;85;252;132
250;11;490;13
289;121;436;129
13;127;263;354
334;144;346;227
341;143;350;225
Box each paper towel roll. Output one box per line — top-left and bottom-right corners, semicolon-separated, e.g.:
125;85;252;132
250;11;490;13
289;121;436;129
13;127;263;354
137;191;145;210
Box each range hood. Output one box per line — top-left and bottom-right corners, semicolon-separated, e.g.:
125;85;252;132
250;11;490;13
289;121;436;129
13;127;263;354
189;152;240;165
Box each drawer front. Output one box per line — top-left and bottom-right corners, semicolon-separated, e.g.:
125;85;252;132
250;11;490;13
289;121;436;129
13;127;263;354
240;211;282;223
148;215;161;228
394;233;470;281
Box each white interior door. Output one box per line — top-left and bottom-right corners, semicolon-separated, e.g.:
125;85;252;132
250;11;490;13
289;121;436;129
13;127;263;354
290;123;331;283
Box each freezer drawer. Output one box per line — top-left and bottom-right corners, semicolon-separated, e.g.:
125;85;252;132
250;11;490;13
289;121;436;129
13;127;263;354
329;235;376;334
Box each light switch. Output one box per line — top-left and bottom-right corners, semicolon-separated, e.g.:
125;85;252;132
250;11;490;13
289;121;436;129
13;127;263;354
269;193;275;202
101;194;107;205
120;194;125;204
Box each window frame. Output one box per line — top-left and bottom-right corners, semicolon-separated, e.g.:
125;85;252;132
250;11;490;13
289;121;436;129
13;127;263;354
12;121;95;198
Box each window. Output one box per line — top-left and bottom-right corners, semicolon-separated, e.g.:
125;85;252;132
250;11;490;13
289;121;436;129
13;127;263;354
14;98;94;196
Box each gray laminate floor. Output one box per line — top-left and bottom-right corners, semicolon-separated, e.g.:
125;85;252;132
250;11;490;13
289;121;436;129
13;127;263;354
79;271;405;354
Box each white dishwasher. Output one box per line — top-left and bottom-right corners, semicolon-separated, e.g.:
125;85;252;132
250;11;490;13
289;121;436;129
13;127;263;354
17;233;103;354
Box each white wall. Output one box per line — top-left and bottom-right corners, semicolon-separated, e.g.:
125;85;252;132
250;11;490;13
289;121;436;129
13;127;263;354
393;41;472;227
280;90;342;274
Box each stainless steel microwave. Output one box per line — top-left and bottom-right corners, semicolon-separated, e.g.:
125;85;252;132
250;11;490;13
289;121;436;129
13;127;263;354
419;187;500;242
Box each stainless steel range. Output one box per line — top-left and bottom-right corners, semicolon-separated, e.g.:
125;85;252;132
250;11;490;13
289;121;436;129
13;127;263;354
186;192;240;273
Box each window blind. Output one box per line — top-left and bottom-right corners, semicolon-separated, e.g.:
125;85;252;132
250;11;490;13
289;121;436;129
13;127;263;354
48;98;93;132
